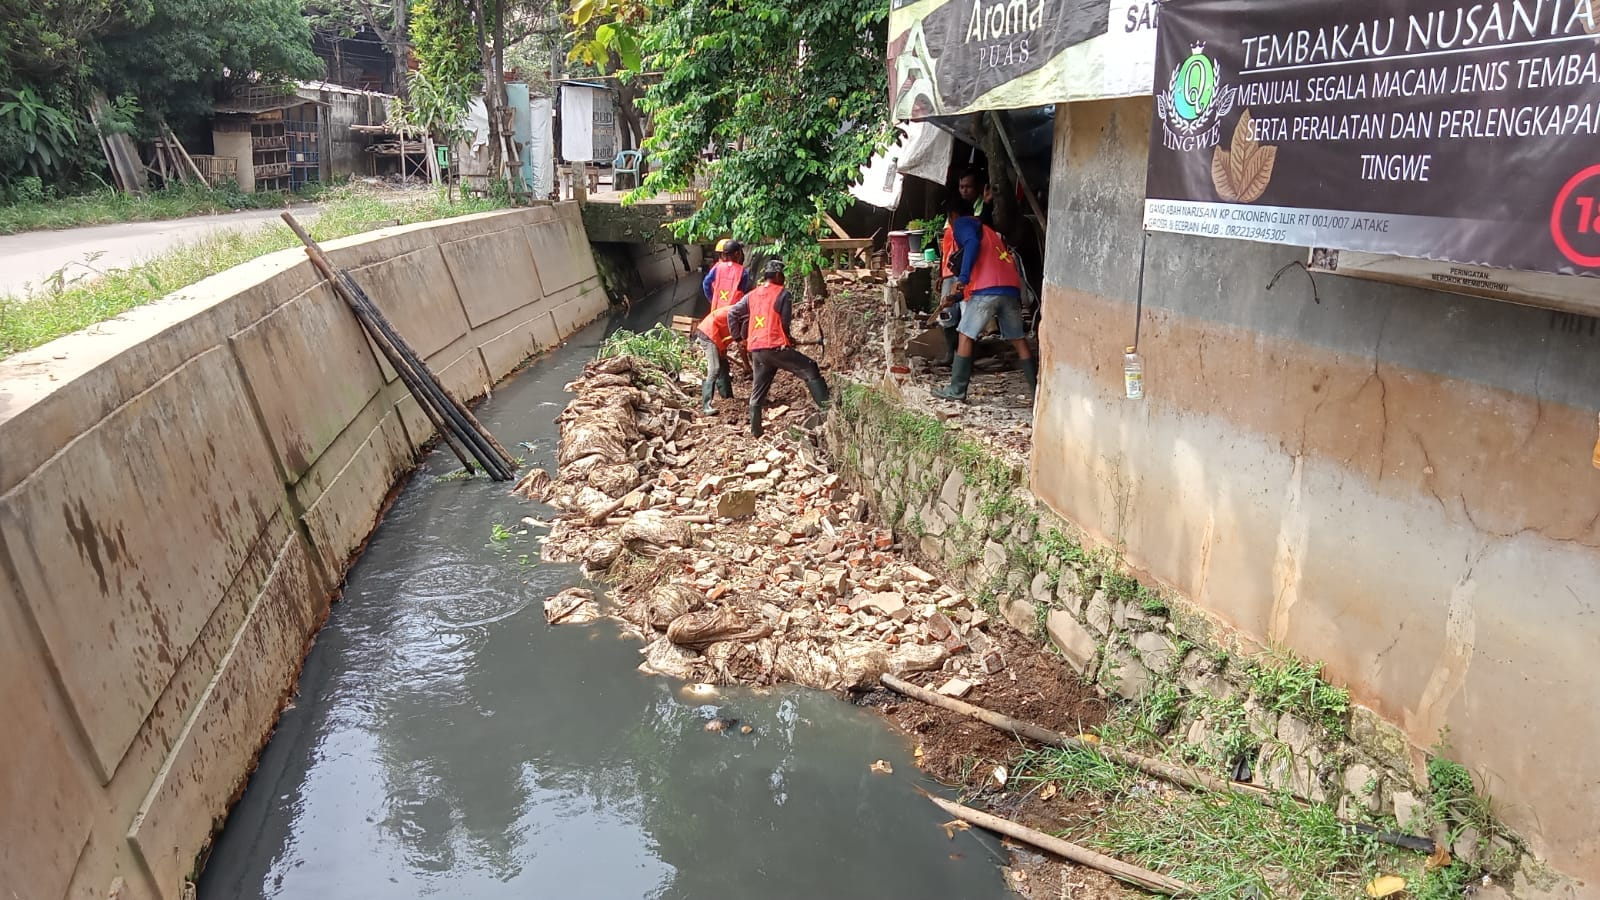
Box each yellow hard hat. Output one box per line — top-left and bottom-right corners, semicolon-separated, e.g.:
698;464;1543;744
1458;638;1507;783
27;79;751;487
714;238;731;253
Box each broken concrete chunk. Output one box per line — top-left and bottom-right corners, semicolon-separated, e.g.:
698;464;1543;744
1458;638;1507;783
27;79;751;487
850;592;906;617
903;564;936;584
925;612;955;641
937;677;975;698
716;489;758;519
745;460;772;476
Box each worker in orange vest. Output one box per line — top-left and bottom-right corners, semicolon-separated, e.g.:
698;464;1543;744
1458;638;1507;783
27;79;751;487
694;303;736;414
727;259;829;437
703;239;751;311
934;203;964;366
933;196;1037;401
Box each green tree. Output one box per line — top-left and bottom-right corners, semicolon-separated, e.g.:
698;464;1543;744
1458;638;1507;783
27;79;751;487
96;0;322;127
589;0;890;270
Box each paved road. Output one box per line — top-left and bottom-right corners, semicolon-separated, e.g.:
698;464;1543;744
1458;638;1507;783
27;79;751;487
0;206;317;297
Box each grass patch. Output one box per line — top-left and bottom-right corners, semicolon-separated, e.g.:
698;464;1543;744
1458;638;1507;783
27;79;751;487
1012;743;1454;899
0;187;506;360
598;322;702;377
0;182;307;236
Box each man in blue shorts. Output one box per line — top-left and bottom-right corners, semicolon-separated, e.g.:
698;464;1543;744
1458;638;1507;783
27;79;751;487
932;197;1036;401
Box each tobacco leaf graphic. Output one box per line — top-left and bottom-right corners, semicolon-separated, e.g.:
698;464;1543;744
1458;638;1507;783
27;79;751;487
1211;108;1277;203
1211;149;1239;201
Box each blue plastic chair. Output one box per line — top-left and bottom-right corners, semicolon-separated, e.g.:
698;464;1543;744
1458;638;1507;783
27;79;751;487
613;150;643;190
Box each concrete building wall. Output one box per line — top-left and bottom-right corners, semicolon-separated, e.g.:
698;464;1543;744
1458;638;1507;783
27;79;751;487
1033;97;1600;882
212;128;254;193
310;88;388;180
0;204;609;900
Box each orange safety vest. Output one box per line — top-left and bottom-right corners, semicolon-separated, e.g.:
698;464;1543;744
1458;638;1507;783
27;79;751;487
709;262;746;311
967;223;1022;294
940;220;958;279
743;283;790;351
697;305;733;351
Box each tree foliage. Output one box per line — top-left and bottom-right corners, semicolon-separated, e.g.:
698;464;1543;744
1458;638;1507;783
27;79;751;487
405;0;481;136
0;0;318;191
588;0;890;269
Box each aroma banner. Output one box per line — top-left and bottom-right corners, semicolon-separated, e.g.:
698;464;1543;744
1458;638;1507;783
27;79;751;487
888;0;1159;120
1143;0;1600;276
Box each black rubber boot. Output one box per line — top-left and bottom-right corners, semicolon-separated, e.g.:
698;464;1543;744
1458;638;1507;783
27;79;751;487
933;355;973;401
717;374;734;399
700;376;716;413
806;377;831;409
749;407;764;438
1020;357;1039;396
939;326;959;366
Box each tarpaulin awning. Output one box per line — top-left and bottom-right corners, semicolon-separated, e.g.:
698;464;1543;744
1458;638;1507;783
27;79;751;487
887;0;1158;120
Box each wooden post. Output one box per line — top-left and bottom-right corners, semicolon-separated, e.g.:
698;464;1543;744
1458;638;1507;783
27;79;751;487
925;795;1197;896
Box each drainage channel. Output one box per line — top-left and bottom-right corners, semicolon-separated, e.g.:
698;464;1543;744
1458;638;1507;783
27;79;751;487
197;276;1012;900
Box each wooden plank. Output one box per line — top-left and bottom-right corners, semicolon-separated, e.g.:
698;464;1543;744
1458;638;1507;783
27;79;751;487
821;211;852;240
818;238;873;250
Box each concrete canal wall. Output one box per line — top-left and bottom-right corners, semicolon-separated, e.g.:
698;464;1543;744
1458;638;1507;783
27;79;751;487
1034;97;1600;886
0;204;614;900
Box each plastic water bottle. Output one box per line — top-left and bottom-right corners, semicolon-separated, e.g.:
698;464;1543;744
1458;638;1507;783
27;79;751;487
1123;346;1144;400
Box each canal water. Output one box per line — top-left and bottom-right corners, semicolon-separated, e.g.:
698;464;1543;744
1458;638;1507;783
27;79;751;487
198;278;1012;899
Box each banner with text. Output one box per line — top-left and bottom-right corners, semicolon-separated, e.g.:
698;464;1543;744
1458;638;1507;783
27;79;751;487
888;0;1159;120
1143;0;1600;276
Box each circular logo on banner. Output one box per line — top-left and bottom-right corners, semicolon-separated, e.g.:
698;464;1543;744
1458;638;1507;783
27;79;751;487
1156;43;1237;151
1550;164;1600;269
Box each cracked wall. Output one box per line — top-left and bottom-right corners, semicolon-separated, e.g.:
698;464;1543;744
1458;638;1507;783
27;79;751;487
1033;97;1600;883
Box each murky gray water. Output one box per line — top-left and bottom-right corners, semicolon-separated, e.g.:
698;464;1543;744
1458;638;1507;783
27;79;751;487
198;279;1012;900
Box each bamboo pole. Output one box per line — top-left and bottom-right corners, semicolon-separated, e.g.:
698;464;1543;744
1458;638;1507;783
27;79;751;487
987;111;1048;229
880;673;1250;799
280;213;510;479
163;124;206;184
883;674;1443;858
925;795;1196;896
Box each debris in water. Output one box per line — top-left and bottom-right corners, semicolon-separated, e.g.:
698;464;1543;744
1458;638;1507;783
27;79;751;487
704;717;739;733
869;759;893;775
680;682;721;701
740;724;754;735
544;588;600;625
941;819;971;840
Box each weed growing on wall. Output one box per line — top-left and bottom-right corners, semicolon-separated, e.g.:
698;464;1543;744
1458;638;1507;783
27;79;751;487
1246;650;1351;738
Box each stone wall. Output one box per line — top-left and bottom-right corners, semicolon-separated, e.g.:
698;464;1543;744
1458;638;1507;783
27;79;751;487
1034;96;1599;887
828;383;1531;884
0;204;609;900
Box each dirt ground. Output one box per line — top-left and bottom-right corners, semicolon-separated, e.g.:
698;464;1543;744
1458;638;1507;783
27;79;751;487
857;630;1137;900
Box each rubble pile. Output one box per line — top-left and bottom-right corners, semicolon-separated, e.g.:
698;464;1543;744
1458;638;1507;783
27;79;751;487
525;352;1012;695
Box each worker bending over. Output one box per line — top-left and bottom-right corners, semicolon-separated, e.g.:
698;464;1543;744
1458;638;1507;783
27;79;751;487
727;259;829;437
933;197;1037;402
694;303;736;414
703;239;751;311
